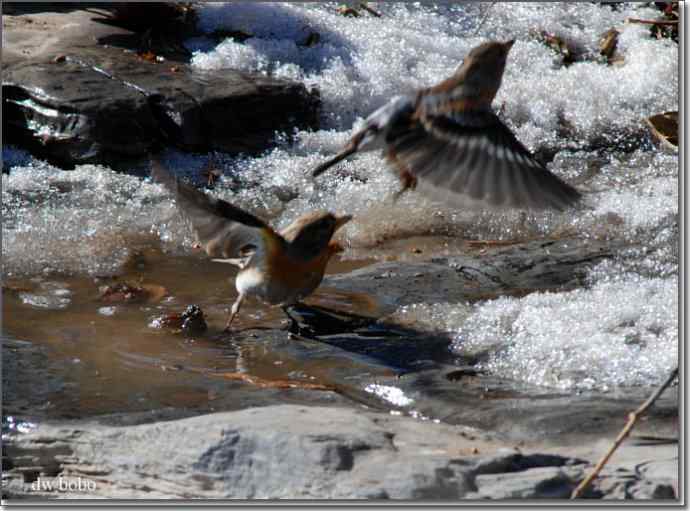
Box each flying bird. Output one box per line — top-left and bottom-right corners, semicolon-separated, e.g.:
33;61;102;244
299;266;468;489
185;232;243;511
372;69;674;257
152;160;352;331
311;40;581;211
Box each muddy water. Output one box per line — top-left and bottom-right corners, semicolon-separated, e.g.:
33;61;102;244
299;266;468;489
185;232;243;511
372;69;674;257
2;249;378;420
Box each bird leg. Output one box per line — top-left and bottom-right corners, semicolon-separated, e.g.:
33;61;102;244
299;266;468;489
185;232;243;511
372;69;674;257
393;170;418;202
281;304;301;333
387;149;417;202
223;293;245;333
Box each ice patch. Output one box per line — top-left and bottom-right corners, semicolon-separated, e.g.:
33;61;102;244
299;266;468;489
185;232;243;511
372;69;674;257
2;160;176;276
365;383;414;407
451;271;677;391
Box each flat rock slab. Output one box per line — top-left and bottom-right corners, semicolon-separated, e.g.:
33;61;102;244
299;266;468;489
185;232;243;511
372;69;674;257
325;237;618;314
2;7;319;166
1;404;676;500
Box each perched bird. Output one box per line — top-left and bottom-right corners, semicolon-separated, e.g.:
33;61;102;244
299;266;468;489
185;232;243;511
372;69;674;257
312;40;581;210
151;160;352;331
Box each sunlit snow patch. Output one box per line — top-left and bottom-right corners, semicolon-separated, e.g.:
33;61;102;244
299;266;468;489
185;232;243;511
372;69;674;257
452;268;677;391
2;158;173;276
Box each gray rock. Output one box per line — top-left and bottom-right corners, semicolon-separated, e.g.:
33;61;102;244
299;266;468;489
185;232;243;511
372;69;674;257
471;466;581;499
2;8;319;167
325;238;617;314
4;404;591;500
627;479;677;500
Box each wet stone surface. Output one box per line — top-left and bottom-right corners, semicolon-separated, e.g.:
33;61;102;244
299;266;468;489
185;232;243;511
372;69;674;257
2;7;319;167
325;237;619;313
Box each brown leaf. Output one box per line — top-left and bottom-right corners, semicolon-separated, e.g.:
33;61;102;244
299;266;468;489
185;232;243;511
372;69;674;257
99;282;167;304
337;6;360;17
535;30;581;66
645;111;678;150
599;28;619;61
211;371;337;391
138;51;158;63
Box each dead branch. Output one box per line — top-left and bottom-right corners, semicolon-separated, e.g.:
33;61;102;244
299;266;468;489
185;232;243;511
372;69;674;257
359;2;382;18
571;367;679;499
473;2;497;36
626;18;679;26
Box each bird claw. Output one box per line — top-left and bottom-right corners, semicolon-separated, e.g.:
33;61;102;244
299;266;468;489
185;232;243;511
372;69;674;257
392;187;407;204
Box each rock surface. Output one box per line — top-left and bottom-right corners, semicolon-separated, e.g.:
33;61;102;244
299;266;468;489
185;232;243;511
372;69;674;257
2;6;319;167
325;237;618;314
2;404;677;500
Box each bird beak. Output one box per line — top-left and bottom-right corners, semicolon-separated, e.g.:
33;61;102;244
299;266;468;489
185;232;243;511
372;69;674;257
504;39;515;51
334;214;353;231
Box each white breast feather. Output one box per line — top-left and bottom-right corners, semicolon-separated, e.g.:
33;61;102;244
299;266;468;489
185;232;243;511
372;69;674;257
235;267;265;296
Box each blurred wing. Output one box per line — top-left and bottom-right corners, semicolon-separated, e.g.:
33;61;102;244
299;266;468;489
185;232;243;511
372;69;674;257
388;111;581;210
151;159;280;259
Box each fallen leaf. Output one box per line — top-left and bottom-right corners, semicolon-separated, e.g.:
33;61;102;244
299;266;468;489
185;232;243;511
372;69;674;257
138;51;158;63
211;371;337;391
337;5;360;17
99;282;167;303
534;30;582;65
599;28;619;62
645;111;678;150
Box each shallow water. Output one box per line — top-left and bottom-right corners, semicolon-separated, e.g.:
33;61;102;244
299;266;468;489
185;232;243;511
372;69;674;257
2;2;678;423
2;252;378;418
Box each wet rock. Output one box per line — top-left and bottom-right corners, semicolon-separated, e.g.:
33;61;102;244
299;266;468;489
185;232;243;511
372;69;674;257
372;365;679;442
325;238;617;314
150;304;208;334
2;338;66;419
284;303;376;336
2;7;319;167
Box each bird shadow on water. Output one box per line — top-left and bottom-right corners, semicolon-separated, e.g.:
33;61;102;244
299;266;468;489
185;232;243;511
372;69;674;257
260;303;460;376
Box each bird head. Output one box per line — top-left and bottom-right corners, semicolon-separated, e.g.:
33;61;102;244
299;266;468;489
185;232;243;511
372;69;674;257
451;39;515;104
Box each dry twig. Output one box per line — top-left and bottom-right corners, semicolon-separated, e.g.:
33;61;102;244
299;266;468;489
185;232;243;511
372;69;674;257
571;367;679;498
359;2;382;18
626;18;679;26
473;2;497;36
